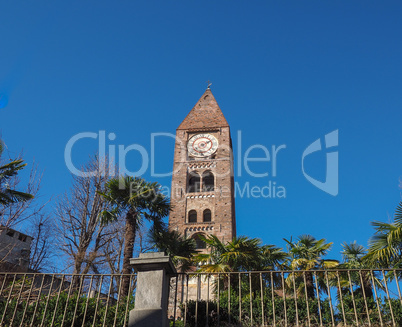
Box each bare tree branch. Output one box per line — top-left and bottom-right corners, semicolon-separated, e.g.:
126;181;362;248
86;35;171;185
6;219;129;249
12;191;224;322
55;155;115;274
28;213;56;272
0;159;49;228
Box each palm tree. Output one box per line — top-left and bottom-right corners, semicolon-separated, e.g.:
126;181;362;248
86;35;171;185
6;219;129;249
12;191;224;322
284;235;339;299
195;235;259;294
341;241;366;266
366;201;402;268
100;176;170;297
195;235;264;273
194;235;287;273
340;241;373;299
149;225;197;273
193;235;286;297
0;140;33;207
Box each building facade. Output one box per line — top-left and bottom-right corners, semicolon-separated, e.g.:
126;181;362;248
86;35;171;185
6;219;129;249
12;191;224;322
168;87;236;249
0;226;32;272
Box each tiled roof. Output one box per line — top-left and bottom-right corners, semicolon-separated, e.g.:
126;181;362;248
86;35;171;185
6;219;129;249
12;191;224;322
177;89;229;130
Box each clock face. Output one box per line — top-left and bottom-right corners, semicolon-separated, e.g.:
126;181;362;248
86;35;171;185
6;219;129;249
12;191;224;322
187;133;219;157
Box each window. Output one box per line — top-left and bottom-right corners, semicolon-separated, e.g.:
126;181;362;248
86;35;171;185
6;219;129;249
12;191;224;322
202;171;214;192
188;172;200;193
193;234;206;249
203;209;212;222
6;230;14;237
188;210;197;223
18;234;27;242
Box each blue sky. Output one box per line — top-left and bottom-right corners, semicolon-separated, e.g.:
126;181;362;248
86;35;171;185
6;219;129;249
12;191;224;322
1;1;401;260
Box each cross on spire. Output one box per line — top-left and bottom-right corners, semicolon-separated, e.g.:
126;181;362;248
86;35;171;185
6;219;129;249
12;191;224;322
206;80;212;89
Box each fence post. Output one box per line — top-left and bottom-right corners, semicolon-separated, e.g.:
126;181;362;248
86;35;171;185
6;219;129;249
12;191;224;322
129;252;177;327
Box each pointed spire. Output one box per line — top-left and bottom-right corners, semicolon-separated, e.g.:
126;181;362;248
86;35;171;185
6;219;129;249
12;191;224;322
177;88;229;130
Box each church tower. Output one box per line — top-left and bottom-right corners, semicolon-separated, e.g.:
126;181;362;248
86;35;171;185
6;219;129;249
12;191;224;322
169;87;236;250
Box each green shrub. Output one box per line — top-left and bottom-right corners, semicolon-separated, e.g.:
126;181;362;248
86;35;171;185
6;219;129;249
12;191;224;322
179;288;333;327
0;291;134;326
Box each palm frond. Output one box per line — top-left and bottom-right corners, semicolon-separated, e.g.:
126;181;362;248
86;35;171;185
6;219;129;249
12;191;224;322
394;201;402;225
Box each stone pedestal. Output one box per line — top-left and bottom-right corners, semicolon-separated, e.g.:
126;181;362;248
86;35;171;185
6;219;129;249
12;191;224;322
129;252;177;327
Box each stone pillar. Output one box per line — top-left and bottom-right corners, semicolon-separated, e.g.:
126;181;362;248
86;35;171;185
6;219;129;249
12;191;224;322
129;252;177;327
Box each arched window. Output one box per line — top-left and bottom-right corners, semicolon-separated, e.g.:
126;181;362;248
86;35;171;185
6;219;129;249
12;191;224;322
188;172;200;193
188;210;197;223
203;209;212;222
202;171;214;192
193;233;206;249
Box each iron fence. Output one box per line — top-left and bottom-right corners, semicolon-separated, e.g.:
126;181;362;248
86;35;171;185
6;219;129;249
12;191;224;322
0;272;136;327
169;269;402;327
2;269;402;326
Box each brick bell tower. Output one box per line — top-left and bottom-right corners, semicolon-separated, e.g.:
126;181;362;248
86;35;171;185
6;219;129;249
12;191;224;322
169;87;236;251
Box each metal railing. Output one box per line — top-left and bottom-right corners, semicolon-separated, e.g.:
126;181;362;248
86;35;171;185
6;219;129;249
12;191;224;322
2;269;402;326
0;272;136;327
169;269;402;327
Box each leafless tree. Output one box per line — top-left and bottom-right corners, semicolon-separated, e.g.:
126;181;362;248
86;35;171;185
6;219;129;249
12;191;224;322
28;213;56;272
101;220;125;275
0;146;52;272
0;159;48;228
95;221;152;298
100;222;152;275
55;156;115;274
